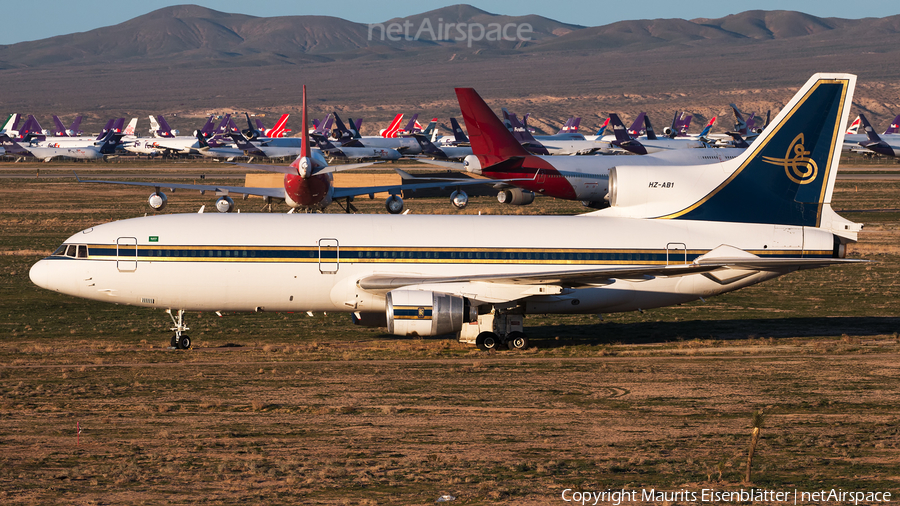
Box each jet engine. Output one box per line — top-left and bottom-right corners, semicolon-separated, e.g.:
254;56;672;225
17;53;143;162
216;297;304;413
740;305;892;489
450;190;468;209
385;290;476;336
385;195;404;214
663;126;675;137
148;191;167;211
497;188;535;206
215;195;235;213
462;155;482;175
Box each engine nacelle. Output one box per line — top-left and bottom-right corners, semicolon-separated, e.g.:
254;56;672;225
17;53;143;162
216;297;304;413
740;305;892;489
497;188;535;206
450;190;468;209
148;191;168;211
215;195;235;213
463;155;482;175
386;290;476;336
385;195;404;214
663;126;675;136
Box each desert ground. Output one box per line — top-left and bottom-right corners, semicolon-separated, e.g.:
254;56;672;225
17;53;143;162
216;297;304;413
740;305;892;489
1;159;899;504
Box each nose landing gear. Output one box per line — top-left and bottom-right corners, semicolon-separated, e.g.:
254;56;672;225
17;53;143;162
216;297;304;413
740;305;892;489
167;309;192;350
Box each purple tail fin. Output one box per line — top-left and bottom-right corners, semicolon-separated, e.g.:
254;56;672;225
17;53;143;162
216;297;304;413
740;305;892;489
883;114;900;135
313;114;333;137
678;114;692;135
69;116;83;136
570;117;581;133
627;112;646;137
226;117;240;134
403;114;419;133
97;119;114;140
24;115;44;136
198;115;215;137
608;114;647;154
557;117;572;134
255;119;265;132
214;114;231;135
507;112;549;155
112;118;125;134
51;116;68;136
156;116;175;137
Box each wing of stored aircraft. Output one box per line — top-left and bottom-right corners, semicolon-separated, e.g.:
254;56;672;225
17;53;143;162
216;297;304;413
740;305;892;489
74;174;286;199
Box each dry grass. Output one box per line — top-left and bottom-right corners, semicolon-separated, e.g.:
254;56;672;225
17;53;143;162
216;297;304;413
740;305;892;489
2;166;900;504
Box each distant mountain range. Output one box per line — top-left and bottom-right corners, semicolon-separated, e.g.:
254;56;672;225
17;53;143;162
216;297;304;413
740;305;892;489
1;5;899;135
2;5;898;68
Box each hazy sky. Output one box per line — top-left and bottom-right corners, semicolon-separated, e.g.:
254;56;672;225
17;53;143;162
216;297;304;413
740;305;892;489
3;0;899;45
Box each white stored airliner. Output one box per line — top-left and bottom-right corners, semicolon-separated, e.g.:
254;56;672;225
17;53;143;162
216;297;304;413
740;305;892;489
31;74;864;351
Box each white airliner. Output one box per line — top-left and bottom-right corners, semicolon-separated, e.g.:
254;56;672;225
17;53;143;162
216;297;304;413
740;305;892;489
31;74;864;351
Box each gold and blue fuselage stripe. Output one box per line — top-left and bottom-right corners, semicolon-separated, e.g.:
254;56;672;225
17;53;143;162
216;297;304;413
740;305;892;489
66;245;835;264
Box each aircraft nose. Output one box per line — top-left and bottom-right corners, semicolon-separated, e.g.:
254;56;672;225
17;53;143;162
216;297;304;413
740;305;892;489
29;259;52;291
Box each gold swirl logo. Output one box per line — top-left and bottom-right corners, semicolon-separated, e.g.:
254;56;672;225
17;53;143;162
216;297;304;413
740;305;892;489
762;133;818;184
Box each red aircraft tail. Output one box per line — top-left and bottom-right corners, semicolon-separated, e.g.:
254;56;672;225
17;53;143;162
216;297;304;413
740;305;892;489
455;88;530;159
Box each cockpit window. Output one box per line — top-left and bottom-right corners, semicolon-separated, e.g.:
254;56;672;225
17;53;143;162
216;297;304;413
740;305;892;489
53;244;89;258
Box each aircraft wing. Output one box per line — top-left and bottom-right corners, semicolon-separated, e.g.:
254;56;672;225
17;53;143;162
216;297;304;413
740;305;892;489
359;263;725;292
229;161;381;175
332;172;528;199
358;248;866;303
417;159;465;170
228;162;299;174
74;174;285;199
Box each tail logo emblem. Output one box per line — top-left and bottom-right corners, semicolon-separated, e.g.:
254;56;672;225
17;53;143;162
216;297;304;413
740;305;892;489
762;133;818;185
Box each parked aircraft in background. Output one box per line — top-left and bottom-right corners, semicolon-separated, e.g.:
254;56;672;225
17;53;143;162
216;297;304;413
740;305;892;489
1;129;122;161
608;113;704;154
259;113;291;138
50;115;83;137
427;89;744;209
856;113;900;157
76;86;499;216
842;113;900;152
31;74;863;351
309;132;402;161
412;134;472;160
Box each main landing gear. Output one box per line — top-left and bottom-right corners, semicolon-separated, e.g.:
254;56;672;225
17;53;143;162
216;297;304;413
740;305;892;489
475;331;529;351
167;309;192;350
462;310;530;352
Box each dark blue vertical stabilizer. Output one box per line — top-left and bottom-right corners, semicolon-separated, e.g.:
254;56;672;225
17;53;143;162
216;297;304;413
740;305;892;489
664;75;852;227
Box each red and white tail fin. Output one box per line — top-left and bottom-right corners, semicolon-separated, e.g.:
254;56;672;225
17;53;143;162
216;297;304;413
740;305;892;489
123;118;138;136
267;114;290;137
379;114;404;138
846;115;861;134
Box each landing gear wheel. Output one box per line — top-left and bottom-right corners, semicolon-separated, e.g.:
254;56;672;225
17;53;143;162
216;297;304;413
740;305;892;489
170;334;178;348
476;331;500;351
177;334;192;350
506;331;529;350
